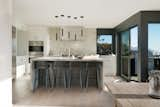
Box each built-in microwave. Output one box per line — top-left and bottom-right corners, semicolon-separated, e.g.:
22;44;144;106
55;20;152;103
29;41;44;56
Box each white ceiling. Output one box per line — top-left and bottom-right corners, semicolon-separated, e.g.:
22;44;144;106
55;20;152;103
13;0;160;28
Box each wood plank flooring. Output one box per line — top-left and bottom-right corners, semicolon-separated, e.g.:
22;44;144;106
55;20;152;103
104;76;160;107
13;75;115;107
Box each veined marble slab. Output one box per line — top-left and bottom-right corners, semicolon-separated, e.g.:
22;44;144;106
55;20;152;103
31;56;103;62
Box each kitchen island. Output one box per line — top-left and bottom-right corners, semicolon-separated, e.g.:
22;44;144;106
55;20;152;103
31;56;103;90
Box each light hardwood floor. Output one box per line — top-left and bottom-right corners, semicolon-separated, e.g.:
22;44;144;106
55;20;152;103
13;75;115;107
104;76;160;107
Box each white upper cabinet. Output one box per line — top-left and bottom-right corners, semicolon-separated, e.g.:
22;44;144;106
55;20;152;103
56;26;84;41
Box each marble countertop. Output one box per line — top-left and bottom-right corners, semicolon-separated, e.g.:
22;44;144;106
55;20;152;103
31;56;103;62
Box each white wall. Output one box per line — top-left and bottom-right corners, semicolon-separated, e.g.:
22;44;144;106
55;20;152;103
17;26;50;56
49;28;97;56
17;27;97;56
16;30;28;56
0;0;12;106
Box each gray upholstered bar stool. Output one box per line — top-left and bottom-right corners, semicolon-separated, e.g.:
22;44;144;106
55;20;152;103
33;61;51;92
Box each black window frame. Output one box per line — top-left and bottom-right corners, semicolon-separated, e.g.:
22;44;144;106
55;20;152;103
96;29;115;55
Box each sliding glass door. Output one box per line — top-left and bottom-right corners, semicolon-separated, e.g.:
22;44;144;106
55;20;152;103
121;30;130;80
130;27;138;78
120;27;138;81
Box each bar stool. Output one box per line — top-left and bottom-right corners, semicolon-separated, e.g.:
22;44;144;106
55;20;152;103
80;62;88;88
53;61;69;88
64;61;72;88
96;62;101;89
80;62;101;89
51;61;57;88
68;62;72;88
33;61;51;92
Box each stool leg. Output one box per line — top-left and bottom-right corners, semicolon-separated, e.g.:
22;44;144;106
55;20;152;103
80;63;83;88
32;70;36;92
68;62;72;88
51;69;54;88
96;64;100;89
64;70;67;88
54;70;57;87
48;69;51;88
45;70;49;88
85;63;89;88
51;63;54;88
33;69;38;92
43;71;45;87
80;63;85;88
69;70;72;88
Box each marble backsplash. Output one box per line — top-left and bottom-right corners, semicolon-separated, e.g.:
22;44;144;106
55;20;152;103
49;28;97;56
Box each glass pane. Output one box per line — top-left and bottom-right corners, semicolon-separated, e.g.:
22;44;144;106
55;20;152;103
121;57;129;77
97;35;112;55
148;24;160;71
130;27;138;51
121;31;130;56
121;30;130;78
130;27;138;76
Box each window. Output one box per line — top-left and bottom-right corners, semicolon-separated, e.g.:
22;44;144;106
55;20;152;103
148;23;160;71
97;35;112;55
120;26;138;80
130;27;138;51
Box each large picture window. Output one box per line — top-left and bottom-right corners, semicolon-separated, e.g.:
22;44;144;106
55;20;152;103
97;35;112;55
148;23;160;71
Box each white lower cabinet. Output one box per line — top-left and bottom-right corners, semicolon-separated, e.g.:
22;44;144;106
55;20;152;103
100;55;117;88
101;55;117;76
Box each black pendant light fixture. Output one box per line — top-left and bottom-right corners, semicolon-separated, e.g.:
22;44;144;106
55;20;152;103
54;14;85;40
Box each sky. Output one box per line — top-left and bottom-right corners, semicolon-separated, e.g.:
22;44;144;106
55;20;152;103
97;35;112;44
148;23;160;52
130;26;138;49
97;24;160;53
